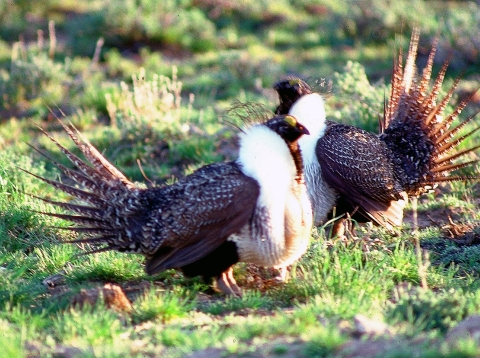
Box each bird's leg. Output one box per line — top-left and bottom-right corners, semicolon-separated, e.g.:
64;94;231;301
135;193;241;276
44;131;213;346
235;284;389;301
330;218;346;239
225;267;242;296
330;216;358;240
216;267;242;296
344;212;358;239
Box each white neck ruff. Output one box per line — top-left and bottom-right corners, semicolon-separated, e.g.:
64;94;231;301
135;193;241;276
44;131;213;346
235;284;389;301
289;93;327;168
237;125;296;217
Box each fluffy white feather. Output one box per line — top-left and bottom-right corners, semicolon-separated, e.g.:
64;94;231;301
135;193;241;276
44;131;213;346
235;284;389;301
234;122;312;267
288;92;337;225
237;124;296;210
289;93;327;168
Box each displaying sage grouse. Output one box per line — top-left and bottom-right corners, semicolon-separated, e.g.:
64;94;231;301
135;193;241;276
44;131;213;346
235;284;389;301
274;30;480;234
27;111;315;295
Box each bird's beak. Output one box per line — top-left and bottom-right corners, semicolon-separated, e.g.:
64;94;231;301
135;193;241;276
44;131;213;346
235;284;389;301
297;124;310;135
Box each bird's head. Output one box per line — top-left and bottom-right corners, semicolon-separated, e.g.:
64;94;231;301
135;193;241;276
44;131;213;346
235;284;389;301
273;77;326;142
274;77;313;115
263;114;310;143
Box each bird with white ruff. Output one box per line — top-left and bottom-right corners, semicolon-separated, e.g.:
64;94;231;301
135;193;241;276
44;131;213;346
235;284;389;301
26;110;316;295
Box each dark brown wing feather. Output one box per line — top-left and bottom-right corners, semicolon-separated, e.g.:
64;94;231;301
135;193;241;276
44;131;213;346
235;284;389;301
33;125;260;272
144;163;259;273
316;124;406;226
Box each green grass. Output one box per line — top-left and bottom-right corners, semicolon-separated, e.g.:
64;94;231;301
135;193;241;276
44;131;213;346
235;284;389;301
0;1;480;357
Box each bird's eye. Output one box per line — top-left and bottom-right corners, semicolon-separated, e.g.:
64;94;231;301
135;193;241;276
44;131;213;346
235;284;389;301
284;115;297;127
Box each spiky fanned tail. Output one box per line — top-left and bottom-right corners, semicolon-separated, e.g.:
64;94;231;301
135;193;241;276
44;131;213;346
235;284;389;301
380;28;480;196
23;121;149;255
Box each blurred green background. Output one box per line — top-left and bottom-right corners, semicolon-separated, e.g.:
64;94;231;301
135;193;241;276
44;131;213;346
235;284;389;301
0;0;479;180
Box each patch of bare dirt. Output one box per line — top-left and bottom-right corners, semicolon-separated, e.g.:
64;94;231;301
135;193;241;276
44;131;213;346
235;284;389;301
42;270;158;311
338;338;409;358
441;219;480;245
446;315;480;344
185;339;307;358
236;264;287;292
71;283;132;312
403;185;479;236
25;341;85;358
404;204;468;229
185;348;226;358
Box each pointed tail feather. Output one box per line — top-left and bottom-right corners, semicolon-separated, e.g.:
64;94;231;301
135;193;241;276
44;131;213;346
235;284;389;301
432;108;480;146
34;211;109;227
384;29;421;128
433;129;480;160
402;28;419;94
35;125;128;188
431;159;480;176
381;30;480;196
57;120;133;187
66;235;117;245
18;168;105;207
23;143;103;195
65;236;141;254
421;55;452;117
417;36;438;97
423;75;462;128
430;175;480;184
50;226;113;235
24;122;151;256
385;40;405;128
74;245;121;256
28;193;105;220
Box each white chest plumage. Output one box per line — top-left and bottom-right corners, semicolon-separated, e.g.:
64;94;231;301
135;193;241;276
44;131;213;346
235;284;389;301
231;124;313;267
304;160;338;225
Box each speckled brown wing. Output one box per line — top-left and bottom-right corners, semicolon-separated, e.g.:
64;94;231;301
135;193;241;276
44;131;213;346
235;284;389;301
316;123;406;226
143;162;260;274
30;129;259;274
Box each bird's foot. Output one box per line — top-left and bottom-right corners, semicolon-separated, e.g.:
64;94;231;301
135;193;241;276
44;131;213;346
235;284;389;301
216;267;242;296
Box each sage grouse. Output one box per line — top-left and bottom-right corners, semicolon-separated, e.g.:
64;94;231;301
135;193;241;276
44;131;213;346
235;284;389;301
274;30;480;233
27;111;315;295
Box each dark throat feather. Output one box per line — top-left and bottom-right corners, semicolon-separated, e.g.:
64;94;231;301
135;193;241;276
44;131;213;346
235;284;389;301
287;142;305;184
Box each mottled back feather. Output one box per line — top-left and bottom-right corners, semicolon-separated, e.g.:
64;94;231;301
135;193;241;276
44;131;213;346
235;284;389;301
316;123;406;226
30;123;260;269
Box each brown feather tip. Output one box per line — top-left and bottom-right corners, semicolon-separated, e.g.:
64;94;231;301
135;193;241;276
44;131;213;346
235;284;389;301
380;29;480;195
59;121;133;187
